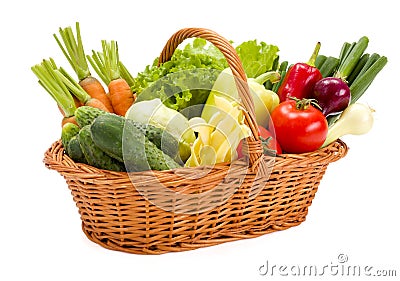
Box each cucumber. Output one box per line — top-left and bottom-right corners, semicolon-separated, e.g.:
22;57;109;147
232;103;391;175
135;123;185;164
123;120;181;171
66;135;87;164
61;123;80;148
75;106;108;128
91;114;183;164
90;114;181;171
144;136;182;171
78;125;125;171
90;114;125;162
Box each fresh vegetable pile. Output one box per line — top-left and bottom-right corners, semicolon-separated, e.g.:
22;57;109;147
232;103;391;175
33;23;387;172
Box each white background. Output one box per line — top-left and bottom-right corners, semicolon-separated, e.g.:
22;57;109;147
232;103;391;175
1;0;399;280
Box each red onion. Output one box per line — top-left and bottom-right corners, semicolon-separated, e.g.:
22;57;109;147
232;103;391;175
312;77;351;116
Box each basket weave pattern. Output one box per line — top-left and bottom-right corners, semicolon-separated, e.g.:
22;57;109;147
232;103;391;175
45;138;347;255
43;28;348;255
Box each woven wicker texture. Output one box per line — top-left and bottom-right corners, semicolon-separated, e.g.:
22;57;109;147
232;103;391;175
43;28;349;254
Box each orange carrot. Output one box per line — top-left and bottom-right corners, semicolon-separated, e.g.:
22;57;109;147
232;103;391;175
108;78;135;116
54;22;114;113
85;97;112;112
79;76;114;112
32;58;109;128
61;116;78;127
57;67;112;112
88;40;135;116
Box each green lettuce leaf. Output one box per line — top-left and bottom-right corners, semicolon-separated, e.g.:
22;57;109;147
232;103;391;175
132;38;279;116
235;40;279;78
132;39;228;117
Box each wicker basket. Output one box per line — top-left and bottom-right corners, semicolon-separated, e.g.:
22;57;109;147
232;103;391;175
43;28;349;255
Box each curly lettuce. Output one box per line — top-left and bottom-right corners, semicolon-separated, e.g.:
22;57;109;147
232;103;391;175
132;39;227;116
235;40;279;78
132;38;279;116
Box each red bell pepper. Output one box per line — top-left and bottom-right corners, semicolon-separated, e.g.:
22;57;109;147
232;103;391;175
277;42;322;102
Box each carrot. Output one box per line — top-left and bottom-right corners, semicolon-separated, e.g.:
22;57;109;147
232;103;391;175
108;78;135;116
88;40;135;116
85;97;111;112
78;76;112;110
31;59;77;126
32;58;110;128
57;67;112;112
61;116;78;127
54;22;113;112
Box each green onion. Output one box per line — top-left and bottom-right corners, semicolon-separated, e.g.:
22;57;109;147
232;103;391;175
346;53;370;85
319;56;339;77
315;55;327;69
350;56;388;103
335;36;369;80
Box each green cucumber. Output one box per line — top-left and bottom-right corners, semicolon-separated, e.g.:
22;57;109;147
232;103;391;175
75;106;108;127
66;135;87;164
90;114;125;162
78;125;125;171
123;120;181;171
61;122;80;148
143;137;182;171
90;114;182;170
136;123;184;164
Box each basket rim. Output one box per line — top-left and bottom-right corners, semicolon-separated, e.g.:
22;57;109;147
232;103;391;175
43;138;348;178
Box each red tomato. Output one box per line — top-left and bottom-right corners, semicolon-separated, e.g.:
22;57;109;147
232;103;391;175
237;126;282;159
270;99;328;154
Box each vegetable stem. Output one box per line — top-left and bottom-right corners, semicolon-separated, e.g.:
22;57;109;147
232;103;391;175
319;56;339;77
346;53;370;85
54;22;91;81
57;67;91;104
307;42;321;67
315;55;327;69
88;40;121;85
335;36;369;79
253;71;280;85
119;61;135;88
349;56;387;103
31;59;76;117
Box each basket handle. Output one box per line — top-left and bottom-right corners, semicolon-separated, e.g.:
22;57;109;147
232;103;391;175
158;27;267;174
